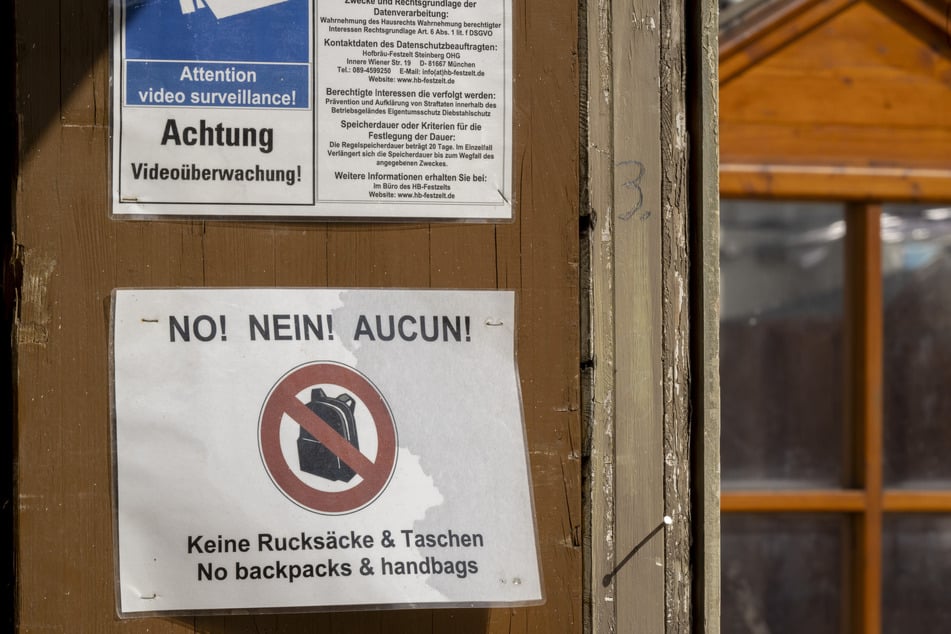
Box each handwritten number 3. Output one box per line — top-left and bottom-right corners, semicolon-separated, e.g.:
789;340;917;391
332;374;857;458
617;160;645;221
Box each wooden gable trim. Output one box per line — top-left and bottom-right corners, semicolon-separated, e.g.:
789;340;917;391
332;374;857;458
720;0;951;201
895;0;951;31
720;164;951;201
721;0;949;83
720;0;856;83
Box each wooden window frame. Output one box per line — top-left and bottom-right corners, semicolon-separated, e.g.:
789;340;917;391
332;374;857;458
720;199;951;633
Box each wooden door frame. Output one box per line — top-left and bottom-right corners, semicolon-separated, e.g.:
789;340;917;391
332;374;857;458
584;0;720;631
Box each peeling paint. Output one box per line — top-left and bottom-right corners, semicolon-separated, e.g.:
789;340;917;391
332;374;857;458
16;247;57;347
674;112;686;151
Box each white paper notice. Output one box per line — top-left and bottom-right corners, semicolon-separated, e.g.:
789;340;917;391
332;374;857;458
112;0;513;219
111;288;542;615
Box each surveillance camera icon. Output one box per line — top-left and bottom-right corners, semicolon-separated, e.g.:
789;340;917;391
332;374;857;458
179;0;289;19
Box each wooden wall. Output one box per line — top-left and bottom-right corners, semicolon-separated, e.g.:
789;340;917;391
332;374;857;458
12;0;581;631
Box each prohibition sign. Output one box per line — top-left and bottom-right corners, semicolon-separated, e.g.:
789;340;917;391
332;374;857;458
259;362;397;514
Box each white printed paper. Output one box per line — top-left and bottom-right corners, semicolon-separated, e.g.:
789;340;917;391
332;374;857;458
111;0;513;219
111;288;541;615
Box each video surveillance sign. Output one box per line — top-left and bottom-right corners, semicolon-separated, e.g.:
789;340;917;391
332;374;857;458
111;0;513;220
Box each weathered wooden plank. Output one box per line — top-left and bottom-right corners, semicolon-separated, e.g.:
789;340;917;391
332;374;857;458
59;0;109;127
584;0;616;628
504;1;583;629
688;0;721;631
613;0;667;627
199;224;330;287
660;0;691;629
587;0;714;631
586;0;666;629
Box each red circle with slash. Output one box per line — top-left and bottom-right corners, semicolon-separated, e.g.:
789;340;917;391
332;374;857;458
259;362;397;514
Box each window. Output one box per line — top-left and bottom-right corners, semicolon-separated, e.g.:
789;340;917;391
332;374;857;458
720;200;951;632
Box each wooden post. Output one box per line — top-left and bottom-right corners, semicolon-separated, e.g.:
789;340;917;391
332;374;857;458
585;0;719;631
689;2;721;633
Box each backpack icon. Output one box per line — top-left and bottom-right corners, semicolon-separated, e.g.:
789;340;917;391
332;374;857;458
297;389;360;482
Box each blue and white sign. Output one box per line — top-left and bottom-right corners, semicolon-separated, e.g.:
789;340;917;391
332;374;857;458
111;0;513;220
114;0;315;208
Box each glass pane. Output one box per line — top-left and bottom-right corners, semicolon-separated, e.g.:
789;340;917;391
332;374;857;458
720;201;846;488
882;204;951;487
883;514;951;632
722;514;848;634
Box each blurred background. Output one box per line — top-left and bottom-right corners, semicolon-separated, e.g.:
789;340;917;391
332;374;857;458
716;1;951;631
